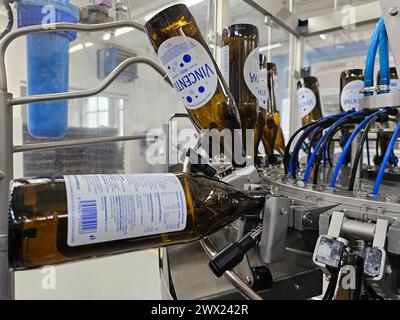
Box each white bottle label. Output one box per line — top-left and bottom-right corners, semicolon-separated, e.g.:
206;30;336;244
244;48;260;97
158;36;218;110
340;80;364;112
221;45;230;87
297;87;317;118
390;79;400;93
258;68;268;109
65;174;187;247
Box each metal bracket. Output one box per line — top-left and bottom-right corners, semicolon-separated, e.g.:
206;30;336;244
259;196;291;264
360;92;400;110
294;204;339;231
364;219;388;281
221;166;261;190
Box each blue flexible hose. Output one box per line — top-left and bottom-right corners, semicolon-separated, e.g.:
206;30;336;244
364;17;385;96
308;127;324;161
372;123;400;195
289;125;316;176
290;112;347;178
304;111;365;182
378;22;390;92
391;150;398;167
330;109;386;188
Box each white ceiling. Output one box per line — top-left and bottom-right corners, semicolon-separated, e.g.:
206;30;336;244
294;0;377;19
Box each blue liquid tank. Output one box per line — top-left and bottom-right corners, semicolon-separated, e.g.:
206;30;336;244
17;0;79;139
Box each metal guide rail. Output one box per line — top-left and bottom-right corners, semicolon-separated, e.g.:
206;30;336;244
0;21;172;300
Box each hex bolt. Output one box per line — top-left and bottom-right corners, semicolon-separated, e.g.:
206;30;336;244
281;207;288;216
390;7;399;16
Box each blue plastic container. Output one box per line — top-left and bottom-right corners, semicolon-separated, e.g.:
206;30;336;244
17;0;79;139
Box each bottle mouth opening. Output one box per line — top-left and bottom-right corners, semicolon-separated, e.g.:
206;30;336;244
340;69;365;77
225;24;259;38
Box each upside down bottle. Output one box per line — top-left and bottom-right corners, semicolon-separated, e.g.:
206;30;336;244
297;76;323;148
9;173;265;269
256;59;286;161
264;62;286;156
340;69;364;163
255;54;272;157
222;24;259;158
144;4;243;166
297;76;323;126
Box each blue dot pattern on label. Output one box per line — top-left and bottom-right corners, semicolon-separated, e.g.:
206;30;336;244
258;69;268;110
158;36;218;110
340;80;364;112
297;87;317;118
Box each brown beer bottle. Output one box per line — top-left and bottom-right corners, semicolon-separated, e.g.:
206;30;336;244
340;69;364;112
255;57;286;162
144;4;243;165
9;173;265;270
339;69;364;163
265;62;285;156
255;54;272;157
297;76;323;127
222;24;259;156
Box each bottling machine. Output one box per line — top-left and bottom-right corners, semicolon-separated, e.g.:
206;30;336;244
1;0;400;300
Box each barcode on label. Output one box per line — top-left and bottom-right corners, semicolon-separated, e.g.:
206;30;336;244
79;200;98;234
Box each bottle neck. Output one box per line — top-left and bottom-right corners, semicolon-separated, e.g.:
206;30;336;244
267;69;278;114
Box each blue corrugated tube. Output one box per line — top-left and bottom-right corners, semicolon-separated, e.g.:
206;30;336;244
372;123;400;195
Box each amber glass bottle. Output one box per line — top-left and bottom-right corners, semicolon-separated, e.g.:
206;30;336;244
297;76;323;126
255;54;272;157
222;24;259;156
265;63;286;156
340;69;364;112
256;60;286;160
9;173;265;270
339;69;364;163
144;4;243;165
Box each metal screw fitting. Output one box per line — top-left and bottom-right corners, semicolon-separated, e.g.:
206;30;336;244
280;207;288;216
390;7;399;16
245;276;253;286
0;171;4;181
302;212;314;227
